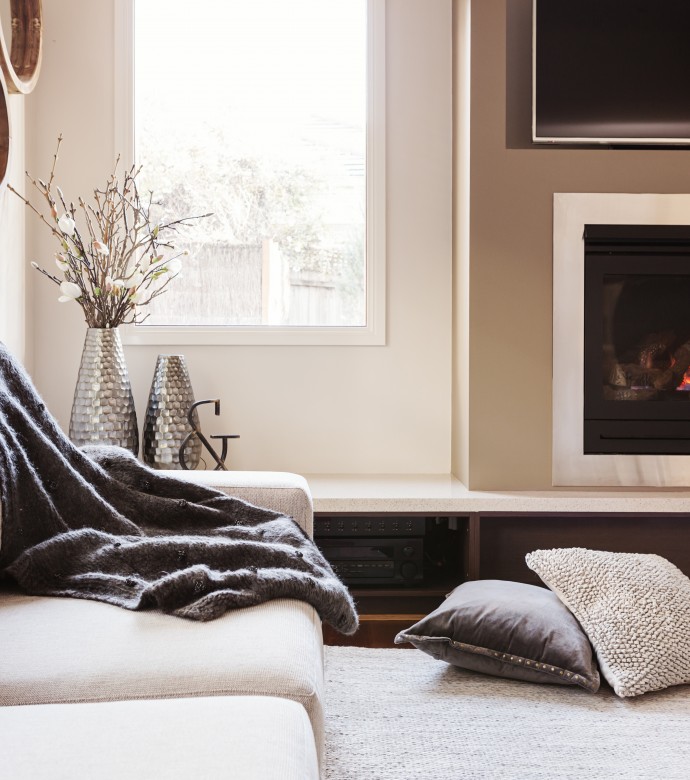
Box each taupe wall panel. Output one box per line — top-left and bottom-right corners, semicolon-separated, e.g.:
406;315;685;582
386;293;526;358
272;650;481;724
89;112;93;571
464;0;690;488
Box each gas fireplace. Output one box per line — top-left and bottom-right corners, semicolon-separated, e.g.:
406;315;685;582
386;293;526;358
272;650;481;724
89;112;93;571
584;224;690;454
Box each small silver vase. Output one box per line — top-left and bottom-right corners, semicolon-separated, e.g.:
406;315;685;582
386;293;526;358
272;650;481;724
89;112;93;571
69;328;139;456
143;354;201;470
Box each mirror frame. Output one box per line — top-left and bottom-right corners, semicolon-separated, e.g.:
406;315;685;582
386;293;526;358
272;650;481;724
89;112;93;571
0;0;42;94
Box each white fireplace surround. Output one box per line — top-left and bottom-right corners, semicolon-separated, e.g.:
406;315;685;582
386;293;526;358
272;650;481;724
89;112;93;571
553;193;690;487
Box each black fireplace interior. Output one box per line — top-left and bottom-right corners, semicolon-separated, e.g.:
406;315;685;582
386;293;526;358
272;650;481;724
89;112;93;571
584;225;690;454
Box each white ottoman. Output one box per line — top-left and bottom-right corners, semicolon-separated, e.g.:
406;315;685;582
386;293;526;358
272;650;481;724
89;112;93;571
0;696;319;780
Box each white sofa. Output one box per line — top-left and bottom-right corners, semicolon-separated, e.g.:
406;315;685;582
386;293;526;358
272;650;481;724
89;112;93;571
0;471;323;780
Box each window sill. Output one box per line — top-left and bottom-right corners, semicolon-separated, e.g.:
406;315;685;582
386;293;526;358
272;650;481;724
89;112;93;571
119;323;386;347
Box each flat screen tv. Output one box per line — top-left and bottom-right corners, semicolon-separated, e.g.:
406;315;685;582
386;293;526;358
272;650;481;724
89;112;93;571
533;0;690;145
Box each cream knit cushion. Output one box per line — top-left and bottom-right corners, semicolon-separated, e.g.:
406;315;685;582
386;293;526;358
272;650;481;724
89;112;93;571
525;548;690;698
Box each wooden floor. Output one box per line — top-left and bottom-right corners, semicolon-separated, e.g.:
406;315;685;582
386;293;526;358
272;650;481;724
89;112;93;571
323;614;421;648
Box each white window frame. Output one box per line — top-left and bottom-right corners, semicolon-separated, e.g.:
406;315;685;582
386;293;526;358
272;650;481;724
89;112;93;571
114;0;386;346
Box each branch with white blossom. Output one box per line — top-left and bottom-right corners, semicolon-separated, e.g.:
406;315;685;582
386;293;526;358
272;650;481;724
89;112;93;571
9;138;211;328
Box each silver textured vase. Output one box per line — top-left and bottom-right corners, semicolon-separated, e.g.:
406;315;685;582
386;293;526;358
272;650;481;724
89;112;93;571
143;354;201;470
69;328;139;456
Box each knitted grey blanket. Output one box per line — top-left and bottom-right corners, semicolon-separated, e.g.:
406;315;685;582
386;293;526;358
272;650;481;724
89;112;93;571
0;343;357;634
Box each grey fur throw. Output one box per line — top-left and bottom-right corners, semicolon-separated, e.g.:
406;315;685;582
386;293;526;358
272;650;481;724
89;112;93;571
0;342;358;634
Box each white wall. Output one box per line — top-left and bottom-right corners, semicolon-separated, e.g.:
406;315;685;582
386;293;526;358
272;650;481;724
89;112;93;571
27;0;452;474
0;95;29;363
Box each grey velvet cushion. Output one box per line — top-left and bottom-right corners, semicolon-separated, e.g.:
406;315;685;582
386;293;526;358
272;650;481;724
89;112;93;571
394;579;600;691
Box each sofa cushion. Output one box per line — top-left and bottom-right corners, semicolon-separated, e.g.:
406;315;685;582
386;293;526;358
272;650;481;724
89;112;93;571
0;695;319;780
0;591;324;758
165;470;314;537
0;470;311;558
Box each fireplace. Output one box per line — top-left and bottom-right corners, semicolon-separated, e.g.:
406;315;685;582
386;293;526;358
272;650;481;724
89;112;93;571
583;225;690;454
552;193;690;487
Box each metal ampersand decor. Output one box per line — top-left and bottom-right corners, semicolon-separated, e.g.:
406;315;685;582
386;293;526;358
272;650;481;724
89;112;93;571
179;399;240;471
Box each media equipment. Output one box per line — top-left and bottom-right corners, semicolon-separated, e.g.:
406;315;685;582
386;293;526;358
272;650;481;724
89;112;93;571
317;516;426;538
533;0;690;145
317;537;424;586
316;516;425;586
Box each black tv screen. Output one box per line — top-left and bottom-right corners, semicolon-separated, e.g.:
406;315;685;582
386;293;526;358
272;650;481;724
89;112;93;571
533;0;690;144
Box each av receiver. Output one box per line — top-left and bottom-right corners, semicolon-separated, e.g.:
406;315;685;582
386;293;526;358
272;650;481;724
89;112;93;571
317;516;426;538
317;535;424;586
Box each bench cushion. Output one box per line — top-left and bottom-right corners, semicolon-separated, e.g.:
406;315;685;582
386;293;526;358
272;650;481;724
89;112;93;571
0;591;324;759
0;696;319;779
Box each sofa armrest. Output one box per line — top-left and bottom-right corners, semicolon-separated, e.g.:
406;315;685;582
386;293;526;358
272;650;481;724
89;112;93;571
159;470;314;538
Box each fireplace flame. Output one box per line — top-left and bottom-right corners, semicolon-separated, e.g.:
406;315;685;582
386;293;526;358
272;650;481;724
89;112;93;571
677;368;690;392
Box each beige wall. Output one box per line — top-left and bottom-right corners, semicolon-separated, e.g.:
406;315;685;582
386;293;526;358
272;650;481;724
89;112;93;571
451;0;470;485
19;0;690;487
461;0;690;488
15;0;690;487
26;0;453;475
0;92;29;364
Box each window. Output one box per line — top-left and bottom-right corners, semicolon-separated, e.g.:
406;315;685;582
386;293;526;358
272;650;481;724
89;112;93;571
117;0;385;345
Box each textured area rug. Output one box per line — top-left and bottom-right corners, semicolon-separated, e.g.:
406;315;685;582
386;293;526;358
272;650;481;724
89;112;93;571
324;646;690;780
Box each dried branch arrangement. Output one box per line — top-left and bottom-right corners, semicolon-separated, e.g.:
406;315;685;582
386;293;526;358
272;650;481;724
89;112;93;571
9;135;210;328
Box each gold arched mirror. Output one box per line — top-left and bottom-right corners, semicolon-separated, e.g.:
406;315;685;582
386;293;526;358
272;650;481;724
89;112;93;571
0;0;42;94
0;72;9;190
0;4;10;47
